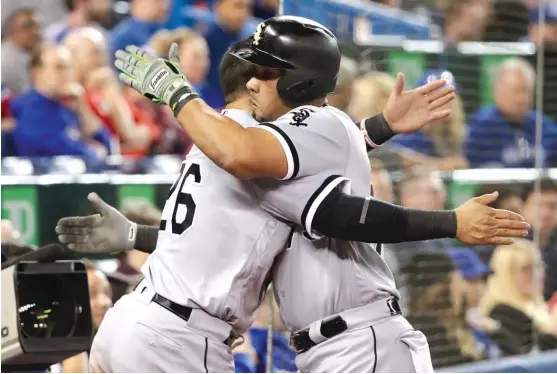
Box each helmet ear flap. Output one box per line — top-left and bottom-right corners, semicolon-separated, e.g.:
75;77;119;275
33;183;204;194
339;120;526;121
277;70;337;106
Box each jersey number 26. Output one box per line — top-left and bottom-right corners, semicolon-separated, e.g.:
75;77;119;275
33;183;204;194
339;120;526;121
160;162;201;235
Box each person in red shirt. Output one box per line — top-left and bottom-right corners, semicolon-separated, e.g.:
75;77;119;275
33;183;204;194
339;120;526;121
64;27;158;159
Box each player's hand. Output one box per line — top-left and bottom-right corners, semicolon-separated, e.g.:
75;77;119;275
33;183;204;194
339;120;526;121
56;193;136;253
114;43;196;108
383;72;456;133
454;192;530;245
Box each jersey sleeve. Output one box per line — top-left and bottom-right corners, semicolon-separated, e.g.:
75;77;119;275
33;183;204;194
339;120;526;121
252;106;353;238
255;106;350;180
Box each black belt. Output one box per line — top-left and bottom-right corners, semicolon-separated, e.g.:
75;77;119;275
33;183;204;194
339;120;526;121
289;299;402;354
138;286;235;347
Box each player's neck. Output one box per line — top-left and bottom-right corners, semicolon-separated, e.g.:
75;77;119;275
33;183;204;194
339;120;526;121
225;97;252;113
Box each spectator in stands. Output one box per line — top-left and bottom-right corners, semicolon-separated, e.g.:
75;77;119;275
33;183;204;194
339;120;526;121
58;260;113;372
111;0;170;64
234;290;296;372
348;72;393;121
10;45;109;159
253;0;277;19
388;70;468;171
176;29;217;105
527;3;557;45
64;27;157;158
522;178;557;301
392;170;453;254
443;0;489;44
1;85;18;157
327;56;358;112
370;159;394;203
475;184;525;214
447;247;503;359
404;250;480;368
44;0;112;45
148;28;211;95
204;0;253;108
480;240;557;356
466;58;557;168
347;72;404;170
483;0;529;42
1;8;41;94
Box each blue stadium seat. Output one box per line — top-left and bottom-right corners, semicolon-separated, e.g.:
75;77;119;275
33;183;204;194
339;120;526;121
283;0;435;41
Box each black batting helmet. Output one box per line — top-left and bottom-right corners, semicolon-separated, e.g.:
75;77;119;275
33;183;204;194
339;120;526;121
230;16;341;106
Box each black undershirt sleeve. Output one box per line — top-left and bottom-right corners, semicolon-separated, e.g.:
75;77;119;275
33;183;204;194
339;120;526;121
312;184;457;243
134;225;159;254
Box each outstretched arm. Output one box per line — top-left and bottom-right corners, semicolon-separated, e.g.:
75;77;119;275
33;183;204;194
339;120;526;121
115;44;288;180
114;45;454;180
56;193;159;254
312;186;530;245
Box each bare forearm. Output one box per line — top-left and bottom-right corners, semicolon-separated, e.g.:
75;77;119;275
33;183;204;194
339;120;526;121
175;99;265;179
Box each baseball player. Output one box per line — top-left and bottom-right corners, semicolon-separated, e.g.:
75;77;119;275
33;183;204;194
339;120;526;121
59;17;529;373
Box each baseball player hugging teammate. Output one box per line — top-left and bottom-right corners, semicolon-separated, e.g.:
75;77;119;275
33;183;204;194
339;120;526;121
57;16;530;373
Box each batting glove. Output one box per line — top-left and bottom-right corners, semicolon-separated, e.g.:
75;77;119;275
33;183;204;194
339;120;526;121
114;43;199;116
56;193;136;253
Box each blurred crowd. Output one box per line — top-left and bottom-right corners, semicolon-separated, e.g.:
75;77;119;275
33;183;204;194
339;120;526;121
1;0;557;168
2;0;557;372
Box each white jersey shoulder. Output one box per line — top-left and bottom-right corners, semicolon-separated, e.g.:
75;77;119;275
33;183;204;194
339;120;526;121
251;105;369;238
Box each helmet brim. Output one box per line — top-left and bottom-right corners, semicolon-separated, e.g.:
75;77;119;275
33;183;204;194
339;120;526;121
230;45;294;70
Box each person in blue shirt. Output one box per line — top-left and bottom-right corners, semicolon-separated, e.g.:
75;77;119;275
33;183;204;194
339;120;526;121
44;0;111;45
526;3;557;45
465;58;557;168
234;291;297;373
111;0;170;64
11;45;109;160
446;247;502;360
388;69;468;170
203;0;254;109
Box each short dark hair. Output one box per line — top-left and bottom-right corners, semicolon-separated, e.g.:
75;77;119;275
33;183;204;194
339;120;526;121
3;7;35;37
29;45;44;71
522;178;557;201
219;39;254;105
64;0;77;12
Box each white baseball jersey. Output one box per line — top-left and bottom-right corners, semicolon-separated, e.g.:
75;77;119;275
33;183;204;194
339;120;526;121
251;105;400;332
143;109;292;335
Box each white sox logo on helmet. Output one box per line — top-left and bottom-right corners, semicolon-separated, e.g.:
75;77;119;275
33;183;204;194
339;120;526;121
253;22;266;45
